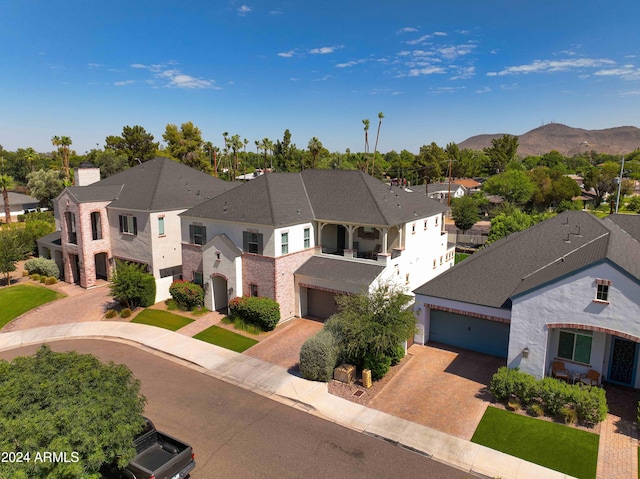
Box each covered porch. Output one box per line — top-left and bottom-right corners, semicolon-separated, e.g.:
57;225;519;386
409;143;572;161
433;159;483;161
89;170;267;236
316;222;404;261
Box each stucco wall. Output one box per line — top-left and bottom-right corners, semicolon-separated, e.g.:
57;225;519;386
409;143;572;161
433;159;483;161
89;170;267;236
509;262;640;380
108;208;152;265
149;210;184;278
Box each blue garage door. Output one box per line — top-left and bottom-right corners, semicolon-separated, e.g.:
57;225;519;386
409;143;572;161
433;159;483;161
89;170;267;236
429;310;510;358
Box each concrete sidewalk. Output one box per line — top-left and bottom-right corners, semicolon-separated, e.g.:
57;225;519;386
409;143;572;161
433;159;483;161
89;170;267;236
0;322;576;479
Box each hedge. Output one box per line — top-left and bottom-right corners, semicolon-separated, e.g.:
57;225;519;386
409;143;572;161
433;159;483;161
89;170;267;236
169;280;204;310
299;329;342;382
490;367;608;425
228;296;280;331
24;258;59;279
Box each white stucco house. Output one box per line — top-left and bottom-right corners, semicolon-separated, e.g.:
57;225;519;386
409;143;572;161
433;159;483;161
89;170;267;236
37;158;236;302
180;170;455;322
413;211;640;388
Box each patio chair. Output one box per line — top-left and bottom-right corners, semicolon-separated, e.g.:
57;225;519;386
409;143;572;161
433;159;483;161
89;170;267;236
579;369;600;386
551;361;570;381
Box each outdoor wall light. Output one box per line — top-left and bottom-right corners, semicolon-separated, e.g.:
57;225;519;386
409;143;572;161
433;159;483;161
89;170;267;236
415;308;422;316
522;347;530;358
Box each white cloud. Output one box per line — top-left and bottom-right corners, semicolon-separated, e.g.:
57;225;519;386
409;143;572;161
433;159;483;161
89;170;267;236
433;31;447;37
130;63;148;69
489;58;615;76
475;86;492;94
397;27;418;34
115;80;136;86
278;50;296;58
450;66;475;80
237;5;252;16
405;34;431;45
269;9;283;15
87;63;104;69
595;65;640;80
408;66;446;76
336;59;367;68
128;62;217;89
438;44;476;60
309;46;342;54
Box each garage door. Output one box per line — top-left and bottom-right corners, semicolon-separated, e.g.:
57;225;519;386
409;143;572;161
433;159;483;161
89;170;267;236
429;310;509;358
307;288;339;319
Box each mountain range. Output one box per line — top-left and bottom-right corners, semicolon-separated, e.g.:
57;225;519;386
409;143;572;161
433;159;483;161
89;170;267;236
458;123;640;157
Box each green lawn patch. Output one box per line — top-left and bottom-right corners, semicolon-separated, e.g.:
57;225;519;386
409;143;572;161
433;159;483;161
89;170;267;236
0;284;63;328
193;325;258;353
454;253;470;264
472;406;598;479
131;309;194;331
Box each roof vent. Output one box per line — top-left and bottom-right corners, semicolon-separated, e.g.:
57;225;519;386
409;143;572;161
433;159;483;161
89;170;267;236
296;209;300;214
565;233;571;244
563;217;569;226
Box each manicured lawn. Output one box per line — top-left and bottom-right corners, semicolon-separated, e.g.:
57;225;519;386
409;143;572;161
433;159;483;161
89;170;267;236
131;309;194;331
0;284;63;329
193;325;258;353
471;406;598;479
455;253;470;264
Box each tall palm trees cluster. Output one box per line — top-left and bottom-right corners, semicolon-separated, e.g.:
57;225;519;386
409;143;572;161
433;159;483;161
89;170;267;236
361;112;384;176
51;135;72;182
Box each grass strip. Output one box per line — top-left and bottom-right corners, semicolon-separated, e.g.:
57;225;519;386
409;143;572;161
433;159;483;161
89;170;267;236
193;325;258;353
131;309;194;331
0;284;63;328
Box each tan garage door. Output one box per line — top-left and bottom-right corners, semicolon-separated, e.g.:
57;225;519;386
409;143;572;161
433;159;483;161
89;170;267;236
307;288;340;320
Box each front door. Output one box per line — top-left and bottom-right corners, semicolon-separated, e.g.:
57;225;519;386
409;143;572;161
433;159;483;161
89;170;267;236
608;337;637;386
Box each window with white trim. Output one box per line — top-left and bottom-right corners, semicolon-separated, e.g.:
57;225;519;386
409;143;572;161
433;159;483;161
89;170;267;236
424;220;427;230
119;215;137;235
595;279;611;302
189;224;206;245
303;228;310;248
281;232;289;254
158;216;165;236
250;284;259;297
557;329;592;364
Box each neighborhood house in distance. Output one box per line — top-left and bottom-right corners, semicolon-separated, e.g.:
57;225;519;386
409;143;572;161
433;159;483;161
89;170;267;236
413;210;640;388
38;158;454;321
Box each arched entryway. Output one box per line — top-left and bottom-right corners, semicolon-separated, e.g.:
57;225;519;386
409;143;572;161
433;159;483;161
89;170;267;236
211;274;229;312
94;252;108;280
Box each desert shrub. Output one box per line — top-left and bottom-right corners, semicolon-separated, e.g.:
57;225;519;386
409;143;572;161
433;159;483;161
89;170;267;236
44;276;57;285
299;329;342;382
363;352;392;381
39;276;46;283
119;308;132;319
528;403;544;417
628;195;640;213
105;309;118;319
169;280;204;310
30;274;41;281
229;296;280;331
507;399;521;412
24;257;60;279
559;406;578;425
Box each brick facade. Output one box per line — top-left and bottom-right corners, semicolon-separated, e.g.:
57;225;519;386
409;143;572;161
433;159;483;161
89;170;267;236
181;243;203;283
243;254;276;302
274;248;315;320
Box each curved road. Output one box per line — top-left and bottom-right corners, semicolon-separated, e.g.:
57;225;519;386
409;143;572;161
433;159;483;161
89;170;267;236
0;340;471;479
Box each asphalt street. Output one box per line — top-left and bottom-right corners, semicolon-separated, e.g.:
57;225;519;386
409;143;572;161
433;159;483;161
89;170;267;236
0;339;472;479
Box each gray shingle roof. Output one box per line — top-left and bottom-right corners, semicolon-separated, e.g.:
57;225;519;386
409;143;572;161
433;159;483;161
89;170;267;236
607;214;640;241
295;255;385;287
68;157;236;211
182;170;447;227
413;211;640;308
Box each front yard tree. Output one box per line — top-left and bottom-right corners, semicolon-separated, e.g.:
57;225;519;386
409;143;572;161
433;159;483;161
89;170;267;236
0;229;31;285
483;134;519;174
109;260;156;309
482;169;535;205
583;162;620;207
0;345;146;479
0;174;15;224
326;282;415;380
451;195;480;232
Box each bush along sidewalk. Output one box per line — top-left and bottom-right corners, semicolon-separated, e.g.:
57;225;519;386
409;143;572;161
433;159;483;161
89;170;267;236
228;296;280;331
490;366;608;426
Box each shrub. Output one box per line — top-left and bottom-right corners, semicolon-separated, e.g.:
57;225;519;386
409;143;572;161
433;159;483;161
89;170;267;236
229;296;280;331
560;406;578;425
387;344;406;366
628;195;640;213
299;329;342;382
507;399;521;411
528;403;544;417
30;273;41;281
105;309;118;319
39;276;46;283
24;257;60;279
119;308;132;319
169;280;204;310
44;276;57;285
363;352;392;381
139;273;156;308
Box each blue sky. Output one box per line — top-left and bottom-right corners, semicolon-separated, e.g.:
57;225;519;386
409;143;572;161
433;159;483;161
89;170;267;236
2;0;639;155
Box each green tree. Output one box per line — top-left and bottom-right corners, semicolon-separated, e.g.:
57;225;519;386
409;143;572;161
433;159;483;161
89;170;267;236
483;134;519;174
0;174;15;224
109;260;156;309
583;162;619;206
451;195;480;232
22;212;56;255
52;135;72;181
362;119;370;172
482;169;535;205
26;169;65;210
105;125;159;166
325;282;414;376
371;112;384;176
487;209;554;243
417;142;447;185
0;345;146;479
307;137;322;169
162;122;206;170
0;228;31;284
87;149;129;178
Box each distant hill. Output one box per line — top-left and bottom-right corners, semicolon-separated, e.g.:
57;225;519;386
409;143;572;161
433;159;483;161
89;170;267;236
458;124;640;157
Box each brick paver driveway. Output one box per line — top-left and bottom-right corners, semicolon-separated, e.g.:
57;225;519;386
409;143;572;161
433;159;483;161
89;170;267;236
244;318;323;373
368;343;505;440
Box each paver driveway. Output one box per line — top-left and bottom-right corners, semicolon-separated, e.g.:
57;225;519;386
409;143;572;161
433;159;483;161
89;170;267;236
368;343;505;440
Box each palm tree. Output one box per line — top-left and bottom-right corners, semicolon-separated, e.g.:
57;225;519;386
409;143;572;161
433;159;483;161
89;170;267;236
0;174;15;224
24;147;39;172
230;134;242;181
52;135;72;181
243;138;249;172
371;112;384;177
261;138;273;172
308;137;322;169
362;119;370;173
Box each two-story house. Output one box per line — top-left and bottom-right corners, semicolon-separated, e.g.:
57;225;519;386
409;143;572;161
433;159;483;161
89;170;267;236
413;211;640;388
180;169;455;321
37;158;235;302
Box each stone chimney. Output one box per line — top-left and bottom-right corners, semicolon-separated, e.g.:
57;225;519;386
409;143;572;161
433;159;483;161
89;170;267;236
74;162;101;186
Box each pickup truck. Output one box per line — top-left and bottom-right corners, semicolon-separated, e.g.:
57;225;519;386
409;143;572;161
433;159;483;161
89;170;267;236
101;418;195;479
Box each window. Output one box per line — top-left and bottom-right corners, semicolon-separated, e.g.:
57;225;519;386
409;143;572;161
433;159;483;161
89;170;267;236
189;224;206;245
411;223;416;235
595;279;611;302
119;215;137;235
433;259;436;269
304;228;310;248
243;231;263;255
65;212;77;244
158;216;165;236
424;220;428;230
91;212;102;240
440;256;443;265
405;273;410;285
250;284;259;297
558;330;592;364
435;216;439;227
193;272;203;286
281;232;289;254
